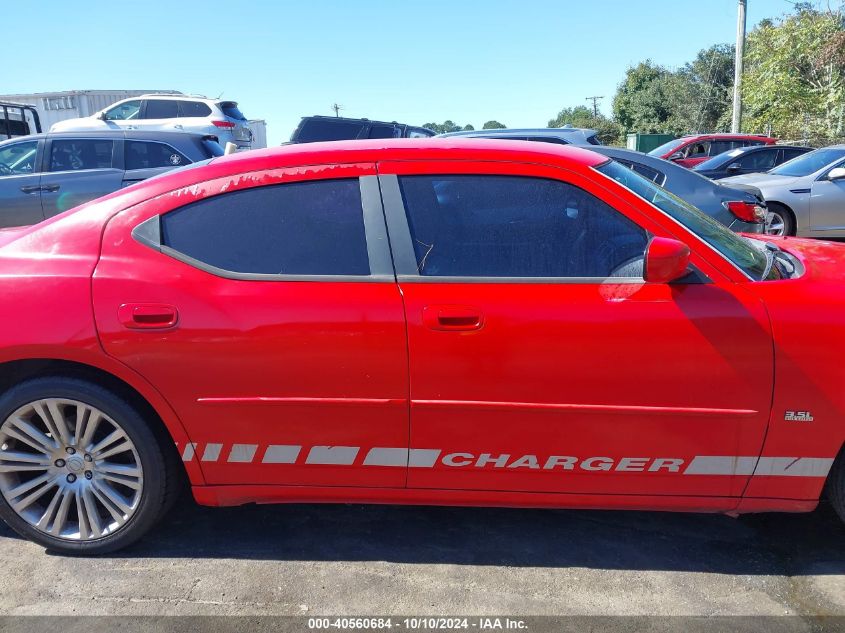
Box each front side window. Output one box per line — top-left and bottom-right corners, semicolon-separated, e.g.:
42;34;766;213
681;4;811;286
104;100;141;121
734;149;777;171
125;141;190;170
160;178;370;276
0;140;38;175
596;160;774;280
49;139;114;172
398;175;648;278
143;100;179;119
685;141;710;158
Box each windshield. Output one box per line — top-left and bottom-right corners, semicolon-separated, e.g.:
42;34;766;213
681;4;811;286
693;148;744;171
769;147;845;177
647;138;684;157
596;160;775;281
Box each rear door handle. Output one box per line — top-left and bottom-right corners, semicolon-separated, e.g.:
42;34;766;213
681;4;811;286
20;185;41;194
118;303;179;329
422;305;484;331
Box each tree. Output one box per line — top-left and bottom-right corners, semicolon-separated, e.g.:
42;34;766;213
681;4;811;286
547;106;623;145
421;120;474;134
611;61;674;134
742;5;845;141
482;120;506;129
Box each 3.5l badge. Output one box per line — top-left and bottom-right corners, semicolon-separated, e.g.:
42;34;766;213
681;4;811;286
784;410;814;422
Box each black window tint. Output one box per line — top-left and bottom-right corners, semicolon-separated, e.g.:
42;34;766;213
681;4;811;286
526;136;568;145
49;139;113;171
219;102;246;120
399;175;648;278
144;100;179;119
161;179;370;276
296;119;364;142
368;124;399;139
734;149;777;170
178;101;212;117
618;160;664;184
782;148;808;161
125;141;190;170
709;140;737;155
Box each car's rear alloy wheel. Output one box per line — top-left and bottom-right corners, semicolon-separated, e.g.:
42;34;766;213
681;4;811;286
0;399;143;541
765;210;786;236
0;378;176;554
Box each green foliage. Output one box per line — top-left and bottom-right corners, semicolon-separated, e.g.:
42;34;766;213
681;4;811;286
611;46;735;137
548;105;623;145
421;120;475;134
742;5;845;140
482;120;507;129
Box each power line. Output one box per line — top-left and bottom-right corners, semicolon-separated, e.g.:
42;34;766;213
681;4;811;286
585;96;604;118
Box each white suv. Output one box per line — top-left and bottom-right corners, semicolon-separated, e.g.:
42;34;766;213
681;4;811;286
50;94;253;149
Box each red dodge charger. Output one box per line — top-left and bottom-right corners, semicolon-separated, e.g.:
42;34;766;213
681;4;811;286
0;139;842;554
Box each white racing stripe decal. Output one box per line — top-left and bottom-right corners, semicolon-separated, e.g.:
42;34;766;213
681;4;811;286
178;443;834;478
684;456;758;475
307;446;359;465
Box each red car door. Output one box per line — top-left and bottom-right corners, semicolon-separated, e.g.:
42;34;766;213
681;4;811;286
92;164;410;487
378;159;773;502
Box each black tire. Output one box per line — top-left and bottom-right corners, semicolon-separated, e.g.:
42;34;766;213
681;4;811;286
827;446;845;525
766;202;796;236
0;376;176;555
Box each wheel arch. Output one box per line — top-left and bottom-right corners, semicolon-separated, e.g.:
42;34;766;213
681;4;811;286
765;200;798;235
0;354;203;486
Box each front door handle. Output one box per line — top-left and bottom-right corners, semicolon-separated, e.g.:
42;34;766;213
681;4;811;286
20;185;41;194
423;305;484;331
118;303;179;329
41;184;60;193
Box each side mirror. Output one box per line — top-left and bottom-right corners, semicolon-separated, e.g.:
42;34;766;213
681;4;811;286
727;163;742;172
644;237;691;283
98;111;107;121
828;167;845;181
667;152;684;161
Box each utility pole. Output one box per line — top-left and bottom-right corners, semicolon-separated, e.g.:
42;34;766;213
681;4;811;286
731;0;747;133
585;96;604;118
331;103;343;117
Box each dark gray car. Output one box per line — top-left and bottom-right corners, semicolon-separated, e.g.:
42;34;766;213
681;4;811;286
583;146;766;234
0;130;223;228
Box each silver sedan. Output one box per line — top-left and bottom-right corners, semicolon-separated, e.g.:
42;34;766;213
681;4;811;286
722;145;845;236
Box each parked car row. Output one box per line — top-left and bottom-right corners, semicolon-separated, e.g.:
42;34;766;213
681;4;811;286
0;130;222;227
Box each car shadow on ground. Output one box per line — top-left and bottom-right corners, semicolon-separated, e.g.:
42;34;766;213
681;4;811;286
3;494;839;574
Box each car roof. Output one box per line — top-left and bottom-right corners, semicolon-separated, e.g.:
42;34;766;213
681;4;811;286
678;133;776;140
300;115;427;129
0;130;215;144
440;127;598;138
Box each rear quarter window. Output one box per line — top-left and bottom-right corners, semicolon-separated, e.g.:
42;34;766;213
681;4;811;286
160;178;370;276
295;119;365;143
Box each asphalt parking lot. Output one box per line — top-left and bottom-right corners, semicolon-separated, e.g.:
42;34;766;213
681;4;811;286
0;494;842;617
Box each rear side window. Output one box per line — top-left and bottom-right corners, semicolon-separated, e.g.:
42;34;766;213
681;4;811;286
125;141;190;170
295;119;364;143
219;102;246;120
616;159;664;184
161;179;370;276
144;100;179;119
178;101;212;118
49;139;114;171
368;124;399;139
398;175;648;278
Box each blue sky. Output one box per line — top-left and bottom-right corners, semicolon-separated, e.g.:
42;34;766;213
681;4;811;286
6;0;798;144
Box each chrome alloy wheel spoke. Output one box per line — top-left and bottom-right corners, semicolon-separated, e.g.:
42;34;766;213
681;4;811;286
0;399;143;541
